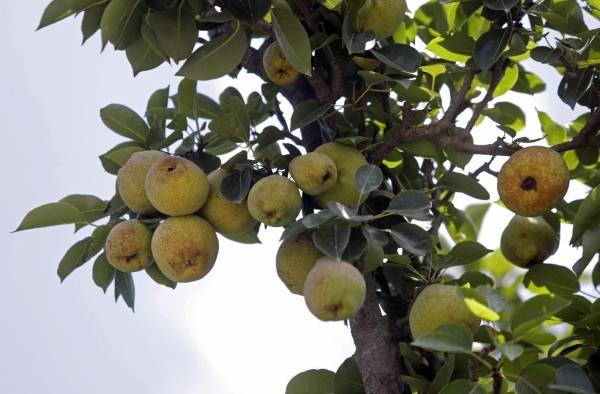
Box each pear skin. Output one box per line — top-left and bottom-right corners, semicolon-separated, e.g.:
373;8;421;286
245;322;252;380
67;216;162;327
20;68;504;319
151;215;219;283
409;284;481;339
303;258;366;321
276;233;325;295
497;146;569;217
200;169;257;237
145;156;209;216
313;142;369;208
289;152;338;195
263;42;299;86
355;0;407;40
105;220;153;272
247;175;302;227
500;215;558;268
117;150;167;214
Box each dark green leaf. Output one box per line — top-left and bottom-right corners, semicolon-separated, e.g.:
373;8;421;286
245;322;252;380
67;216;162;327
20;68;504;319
558;68;595;109
445;241;492;267
372;44;421;73
126;34;165;76
147;6;198;61
146;263;177;289
412;324;473;353
115;271;135;311
530;46;563;64
220;169;252;203
290;100;330;131
387;190;433;220
473;27;511;72
93;253;115;293
439;379;485;394
482;101;526;132
271;4;312;76
428;354;455;394
59;194;108;230
100;0;145;50
312;222;352;260
223;0;271;24
286;369;335;394
483;0;519;11
334;357;364;394
15;202;86;232
438;172;490;200
389;223;432;256
549;364;595;394
573;225;600;275
81;2;108;43
571;185;600;244
39;0;105;30
524;264;580;295
100;104;149;143
57;238;93;282
511;294;570;338
355;164;383;196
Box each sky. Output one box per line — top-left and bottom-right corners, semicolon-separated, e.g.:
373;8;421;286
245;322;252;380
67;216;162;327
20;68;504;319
0;1;594;394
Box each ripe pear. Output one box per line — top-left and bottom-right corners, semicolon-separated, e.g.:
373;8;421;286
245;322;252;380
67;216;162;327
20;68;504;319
355;0;407;40
247;175;302;227
497;146;569;217
303;258;366;321
409;284;481;339
117;150;166;214
500;215;558;268
263;42;299;86
145;156;209;216
289;152;338;196
200;169;257;237
105;220;153;272
313;142;369;208
151;215;219;283
276;233;325;295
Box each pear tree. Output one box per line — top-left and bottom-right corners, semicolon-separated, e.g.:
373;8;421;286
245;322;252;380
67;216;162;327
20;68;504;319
16;0;600;393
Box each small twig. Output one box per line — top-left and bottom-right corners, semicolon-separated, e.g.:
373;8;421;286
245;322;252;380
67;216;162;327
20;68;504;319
273;100;303;145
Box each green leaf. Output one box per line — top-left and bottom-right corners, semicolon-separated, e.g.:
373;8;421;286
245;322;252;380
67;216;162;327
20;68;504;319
100;0;145;50
223;0;271;24
513;67;545;95
524;264;580;295
537;110;567;145
334;358;364;394
574;225;600;275
176;79;221;119
59;194;108;230
271;4;312;76
412;324;473;353
558;68;595;110
530;46;563;64
286;369;335;394
147;6;198;61
389;223;432;256
38;0;106;30
426;34;474;63
15;202;87;232
445;241;492;267
81;2;108;43
462;293;500;321
482;0;519;11
92;253;115;293
473;27;511;72
126;34;165;76
312;222;352;260
495;342;523;361
549;364;595;394
114;271;135;311
372;44;421;74
571;185;600;244
440;379;485;394
146;263;177;289
220;169;252;203
224;228;262;244
438;172;490;200
482;102;526;132
290;100;330;131
511;294;571;338
100;104;149;143
177;20;248;80
428;354;455;394
355;164;383;196
99;144;144;174
387;190;433;220
57;238;93;282
87;224;112;258
357;71;394;86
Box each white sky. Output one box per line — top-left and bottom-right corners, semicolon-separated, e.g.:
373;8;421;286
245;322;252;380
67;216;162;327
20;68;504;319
0;1;594;394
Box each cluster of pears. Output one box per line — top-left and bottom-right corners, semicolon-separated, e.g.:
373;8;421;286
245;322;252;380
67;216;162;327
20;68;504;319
496;146;568;267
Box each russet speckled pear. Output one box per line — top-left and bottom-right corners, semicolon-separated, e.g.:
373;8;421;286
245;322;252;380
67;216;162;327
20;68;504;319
145;156;209;216
151;215;219;283
247;175;302;227
289;152;338;195
263;42;299;86
200;169;257;237
105;219;153;272
276;233;325;295
313;142;369;208
500;215;559;268
409;284;481;339
303;258;366;321
497;146;569;217
117;150;166;214
355;0;407;40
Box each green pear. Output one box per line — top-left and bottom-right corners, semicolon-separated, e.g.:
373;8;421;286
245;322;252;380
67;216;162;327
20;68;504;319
409;284;481;339
200;169;257;237
355;0;407;40
151;215;219;283
247;175;302;227
105;219;153;272
117;150;167;214
303;258;366;321
289;152;338;195
145;156;209;216
313;142;369;208
500;215;559;268
276;233;325;295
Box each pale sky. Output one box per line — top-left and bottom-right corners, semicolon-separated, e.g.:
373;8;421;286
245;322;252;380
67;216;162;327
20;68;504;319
0;1;593;394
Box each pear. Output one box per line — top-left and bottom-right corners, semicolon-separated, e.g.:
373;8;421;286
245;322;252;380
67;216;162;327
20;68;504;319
303;258;366;321
497;146;569;217
263;42;299;86
247;175;302;227
289;152;338;195
145;156;209;216
409;284;481;339
200;169;257;237
276;233;325;295
105;220;153;272
500;215;558;268
313;142;369;208
355;0;407;40
151;215;219;283
117;150;167;214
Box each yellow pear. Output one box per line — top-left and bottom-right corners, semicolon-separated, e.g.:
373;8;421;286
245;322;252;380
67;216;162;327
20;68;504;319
151;215;219;283
117;150;166;214
263;42;299;86
145;156;209;216
200;169;257;237
500;215;559;268
276;233;325;295
497;146;569;217
105;219;153;272
247;175;302;227
409;284;481;339
289;152;338;195
303;258;366;321
355;0;407;40
313;142;369;208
